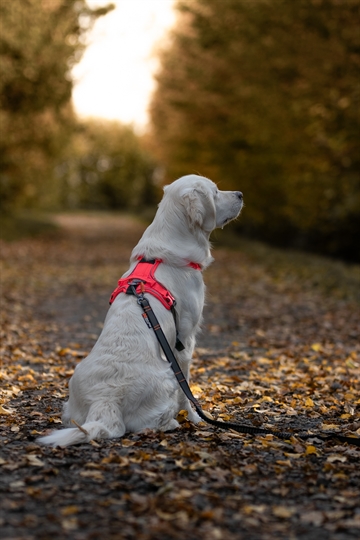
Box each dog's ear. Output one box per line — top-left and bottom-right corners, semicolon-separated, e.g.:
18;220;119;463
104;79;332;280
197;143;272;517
181;187;216;232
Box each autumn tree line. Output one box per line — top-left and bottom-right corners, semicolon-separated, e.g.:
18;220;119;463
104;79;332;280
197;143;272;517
0;0;157;214
1;0;359;261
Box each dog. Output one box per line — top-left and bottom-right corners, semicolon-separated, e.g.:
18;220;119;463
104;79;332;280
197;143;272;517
38;174;243;447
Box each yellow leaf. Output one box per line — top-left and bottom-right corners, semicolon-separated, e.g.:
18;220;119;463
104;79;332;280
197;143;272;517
259;396;273;403
190;384;203;396
219;414;232;421
61;506;79;516
333;472;348;480
0;404;15;415
305;445;319;455
311;343;322;352
272;506;295;518
58;348;71;356
121;439;135;447
18;373;36;382
104;455;129;467
177;410;188;423
305;397;314;407
49;417;62;424
257;357;271;364
321;423;340;430
275;460;292;467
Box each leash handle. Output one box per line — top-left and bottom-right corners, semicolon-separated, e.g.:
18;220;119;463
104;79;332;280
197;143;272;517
132;288;360;446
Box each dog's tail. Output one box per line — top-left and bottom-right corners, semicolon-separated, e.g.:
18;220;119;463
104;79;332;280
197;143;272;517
37;420;108;447
38;408;126;447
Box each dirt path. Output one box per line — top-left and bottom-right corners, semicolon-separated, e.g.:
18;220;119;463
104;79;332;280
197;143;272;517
1;213;359;540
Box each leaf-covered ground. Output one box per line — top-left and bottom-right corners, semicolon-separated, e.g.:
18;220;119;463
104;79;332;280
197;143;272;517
1;213;359;540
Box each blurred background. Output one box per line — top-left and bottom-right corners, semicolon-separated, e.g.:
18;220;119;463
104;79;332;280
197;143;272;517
0;0;359;262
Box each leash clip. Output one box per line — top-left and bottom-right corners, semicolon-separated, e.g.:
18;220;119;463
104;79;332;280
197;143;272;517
127;280;145;304
137;281;146;304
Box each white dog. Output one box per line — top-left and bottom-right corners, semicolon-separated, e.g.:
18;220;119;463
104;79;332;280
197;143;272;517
38;175;243;447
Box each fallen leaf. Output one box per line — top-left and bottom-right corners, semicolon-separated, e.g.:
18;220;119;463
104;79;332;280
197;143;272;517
300;511;324;526
326;454;347;463
272;506;296;518
26;455;45;467
61;517;78;531
305;445;320;456
0;404;15;415
61;506;79;516
79;470;104;480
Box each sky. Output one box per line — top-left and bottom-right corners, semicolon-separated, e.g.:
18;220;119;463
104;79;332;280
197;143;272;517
72;0;176;132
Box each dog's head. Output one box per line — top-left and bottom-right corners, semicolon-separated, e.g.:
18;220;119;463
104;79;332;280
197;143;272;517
132;174;242;267
164;175;243;234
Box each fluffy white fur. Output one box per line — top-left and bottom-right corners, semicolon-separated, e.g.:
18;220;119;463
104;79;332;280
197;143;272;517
38;175;243;447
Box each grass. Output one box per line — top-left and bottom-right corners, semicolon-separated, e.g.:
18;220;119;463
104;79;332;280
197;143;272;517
0;212;59;242
212;225;360;304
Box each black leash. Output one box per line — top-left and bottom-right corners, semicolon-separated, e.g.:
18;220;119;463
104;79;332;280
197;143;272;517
129;283;360;447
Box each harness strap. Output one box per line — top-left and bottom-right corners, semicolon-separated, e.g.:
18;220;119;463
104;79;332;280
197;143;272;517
132;287;360;446
110;258;201;351
110;259;176;309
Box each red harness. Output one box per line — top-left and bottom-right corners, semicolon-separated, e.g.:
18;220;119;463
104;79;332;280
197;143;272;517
109;258;202;309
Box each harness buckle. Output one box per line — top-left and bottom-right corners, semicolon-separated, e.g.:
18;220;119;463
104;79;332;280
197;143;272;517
166;292;176;307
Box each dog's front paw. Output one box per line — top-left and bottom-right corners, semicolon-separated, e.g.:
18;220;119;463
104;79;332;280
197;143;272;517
187;410;202;424
162;418;180;431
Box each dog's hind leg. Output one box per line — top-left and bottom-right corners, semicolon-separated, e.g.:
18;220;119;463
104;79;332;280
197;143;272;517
38;401;126;447
84;401;126;438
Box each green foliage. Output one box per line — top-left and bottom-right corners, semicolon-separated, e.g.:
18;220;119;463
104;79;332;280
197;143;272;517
58;120;158;210
0;0;114;212
150;0;360;260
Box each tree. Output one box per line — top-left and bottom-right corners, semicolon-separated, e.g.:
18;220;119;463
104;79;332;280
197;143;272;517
0;0;113;212
58;120;158;210
150;0;360;260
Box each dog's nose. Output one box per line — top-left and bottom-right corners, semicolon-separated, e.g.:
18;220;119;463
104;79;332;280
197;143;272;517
236;191;243;200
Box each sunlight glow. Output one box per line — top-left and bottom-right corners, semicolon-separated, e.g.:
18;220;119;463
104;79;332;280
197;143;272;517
72;0;176;131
